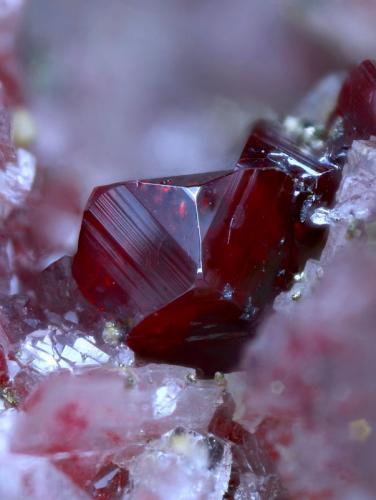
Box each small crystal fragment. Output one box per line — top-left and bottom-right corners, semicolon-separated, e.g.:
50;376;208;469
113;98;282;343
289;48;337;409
125;428;232;500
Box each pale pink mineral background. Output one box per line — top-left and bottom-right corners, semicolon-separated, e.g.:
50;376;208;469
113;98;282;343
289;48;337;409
19;0;346;207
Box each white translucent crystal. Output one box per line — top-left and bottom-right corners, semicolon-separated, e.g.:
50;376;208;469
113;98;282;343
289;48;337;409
321;138;376;263
233;472;281;500
310;207;336;226
223;372;264;434
294;72;345;125
0;409;15;450
224;372;248;426
7;359;21;379
15;327;134;375
153;382;183;418
11;365;223;457
0;148;36;218
125;428;232;500
63;310;79;323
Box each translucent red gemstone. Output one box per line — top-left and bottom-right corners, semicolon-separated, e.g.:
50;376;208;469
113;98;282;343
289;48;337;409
330;59;376;145
72;123;338;371
0;347;8;386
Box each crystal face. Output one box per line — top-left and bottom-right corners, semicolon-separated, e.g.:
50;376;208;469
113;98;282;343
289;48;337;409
73;126;338;371
330;59;376;145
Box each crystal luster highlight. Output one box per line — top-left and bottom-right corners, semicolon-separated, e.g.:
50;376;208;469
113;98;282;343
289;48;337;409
73;123;338;370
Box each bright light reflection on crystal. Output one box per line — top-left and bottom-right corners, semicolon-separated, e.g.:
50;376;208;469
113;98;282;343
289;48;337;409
153;382;183;418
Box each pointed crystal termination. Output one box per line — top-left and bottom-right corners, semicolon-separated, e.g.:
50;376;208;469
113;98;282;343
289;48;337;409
72;123;339;372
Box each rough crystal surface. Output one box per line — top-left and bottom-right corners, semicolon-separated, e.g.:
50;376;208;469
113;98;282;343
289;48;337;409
0;453;91;499
294;72;345;125
125;428;232;499
0;364;224;497
0;255;135;405
321;138;376;262
0;148;36;219
241;246;376;498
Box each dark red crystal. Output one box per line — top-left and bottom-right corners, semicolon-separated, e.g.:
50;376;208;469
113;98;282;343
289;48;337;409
0;346;8;386
72;123;338;371
330;59;376;145
239;120;340;261
209;397;288;499
0;53;24;107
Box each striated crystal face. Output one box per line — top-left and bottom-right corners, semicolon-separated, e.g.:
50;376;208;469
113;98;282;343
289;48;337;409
73;125;339;371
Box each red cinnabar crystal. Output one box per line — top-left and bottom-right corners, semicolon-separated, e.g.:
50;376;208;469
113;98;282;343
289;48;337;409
331;59;376;144
0;347;8;385
72;123;338;371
